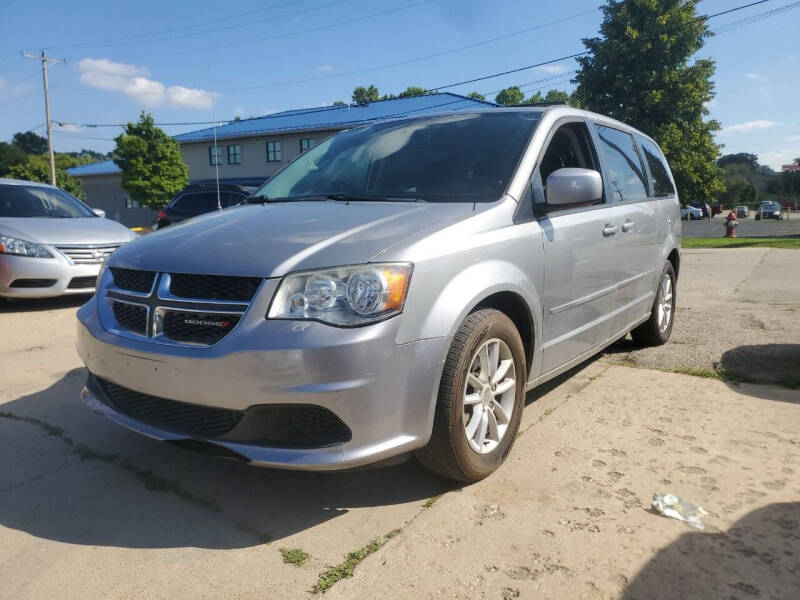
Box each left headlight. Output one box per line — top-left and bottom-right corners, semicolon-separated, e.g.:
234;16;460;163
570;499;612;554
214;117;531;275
268;263;413;326
0;235;53;258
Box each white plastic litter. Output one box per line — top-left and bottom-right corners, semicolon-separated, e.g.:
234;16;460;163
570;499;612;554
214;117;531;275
652;493;709;530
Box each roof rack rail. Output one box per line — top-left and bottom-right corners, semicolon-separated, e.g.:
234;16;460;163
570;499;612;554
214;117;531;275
517;101;570;107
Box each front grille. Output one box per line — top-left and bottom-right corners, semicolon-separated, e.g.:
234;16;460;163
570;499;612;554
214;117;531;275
169;273;262;301
67;276;98;289
9;278;56;288
57;244;120;264
110;268;155;293
97;378;243;438
162;311;241;345
112;301;147;335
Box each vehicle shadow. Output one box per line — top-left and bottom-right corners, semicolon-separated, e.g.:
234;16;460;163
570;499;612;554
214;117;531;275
0;368;457;550
720;344;800;390
0;294;91;313
621;502;800;599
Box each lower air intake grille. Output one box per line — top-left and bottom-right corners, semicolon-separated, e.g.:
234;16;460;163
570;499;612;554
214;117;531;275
169;273;262;301
112;301;147;335
9;279;56;288
110;268;155;293
97;378;243;438
162;311;240;345
67;276;98;289
241;404;353;448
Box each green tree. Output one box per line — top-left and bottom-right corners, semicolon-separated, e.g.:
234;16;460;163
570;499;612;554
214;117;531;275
113;111;188;210
494;86;525;106
0;142;28;177
12;131;48;154
397;86;427;98
718;153;759;170
574;0;724;204
467;91;486;101
332;100;347;106
7;154;85;198
352;85;381;104
527;89;572;104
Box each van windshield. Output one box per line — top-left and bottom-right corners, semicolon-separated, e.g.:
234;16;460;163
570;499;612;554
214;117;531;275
254;112;539;203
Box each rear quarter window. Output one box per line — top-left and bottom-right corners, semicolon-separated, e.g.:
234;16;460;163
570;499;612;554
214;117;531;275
637;137;676;197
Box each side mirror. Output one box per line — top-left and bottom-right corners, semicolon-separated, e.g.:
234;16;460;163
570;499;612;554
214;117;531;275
92;208;106;218
545;168;603;208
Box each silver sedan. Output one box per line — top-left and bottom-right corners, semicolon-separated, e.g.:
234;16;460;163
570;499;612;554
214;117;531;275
0;178;138;299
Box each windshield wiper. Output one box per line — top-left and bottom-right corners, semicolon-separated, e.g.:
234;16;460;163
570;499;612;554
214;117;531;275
326;194;425;203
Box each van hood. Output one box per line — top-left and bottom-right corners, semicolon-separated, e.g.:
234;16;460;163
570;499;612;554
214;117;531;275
109;201;474;277
0;216;137;246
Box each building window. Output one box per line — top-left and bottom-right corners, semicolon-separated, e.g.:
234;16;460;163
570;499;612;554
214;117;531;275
227;144;241;165
266;141;282;163
124;197;141;209
300;138;316;153
209;146;222;166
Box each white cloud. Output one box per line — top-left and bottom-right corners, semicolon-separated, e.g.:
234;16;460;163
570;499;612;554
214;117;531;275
758;149;800;171
719;120;782;135
745;72;764;80
535;63;569;75
0;76;33;98
316;64;333;72
78;57;218;110
787;134;800;143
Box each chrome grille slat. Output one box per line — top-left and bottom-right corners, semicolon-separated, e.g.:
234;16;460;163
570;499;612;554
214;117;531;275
103;270;262;347
58;244;121;264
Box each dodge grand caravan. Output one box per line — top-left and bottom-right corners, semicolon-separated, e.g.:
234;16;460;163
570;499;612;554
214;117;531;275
77;107;680;482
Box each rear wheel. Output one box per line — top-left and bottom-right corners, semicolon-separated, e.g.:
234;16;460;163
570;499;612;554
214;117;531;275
631;262;676;346
416;309;526;482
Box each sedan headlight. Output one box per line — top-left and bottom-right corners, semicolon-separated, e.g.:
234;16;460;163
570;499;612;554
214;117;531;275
0;235;53;258
268;263;412;326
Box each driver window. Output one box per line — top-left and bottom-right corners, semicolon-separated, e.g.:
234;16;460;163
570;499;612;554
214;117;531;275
532;122;601;209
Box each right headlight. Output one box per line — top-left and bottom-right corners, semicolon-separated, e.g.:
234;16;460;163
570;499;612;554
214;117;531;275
0;235;53;258
268;263;413;326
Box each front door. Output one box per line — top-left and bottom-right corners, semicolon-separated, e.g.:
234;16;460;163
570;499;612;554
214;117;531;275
536;120;625;374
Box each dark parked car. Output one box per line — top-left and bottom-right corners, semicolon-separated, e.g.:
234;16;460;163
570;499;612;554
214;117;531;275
690;201;711;219
154;180;264;230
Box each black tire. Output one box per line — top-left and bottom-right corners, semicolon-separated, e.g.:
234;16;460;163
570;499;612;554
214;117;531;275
415;309;526;482
631;261;676;346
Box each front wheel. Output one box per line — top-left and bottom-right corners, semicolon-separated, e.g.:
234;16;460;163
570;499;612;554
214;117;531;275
416;309;526;482
631;262;676;346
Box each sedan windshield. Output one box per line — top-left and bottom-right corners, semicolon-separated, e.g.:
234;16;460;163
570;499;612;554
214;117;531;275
254;112;540;203
0;184;96;218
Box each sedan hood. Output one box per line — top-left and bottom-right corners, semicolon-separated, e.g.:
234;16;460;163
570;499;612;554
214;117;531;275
0;217;137;246
110;201;474;277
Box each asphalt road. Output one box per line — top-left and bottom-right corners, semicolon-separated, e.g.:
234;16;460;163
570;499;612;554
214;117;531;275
683;214;800;237
1;249;799;599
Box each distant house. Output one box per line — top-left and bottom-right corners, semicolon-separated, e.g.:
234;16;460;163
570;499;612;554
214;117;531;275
174;93;496;182
66;160;157;227
782;164;800;173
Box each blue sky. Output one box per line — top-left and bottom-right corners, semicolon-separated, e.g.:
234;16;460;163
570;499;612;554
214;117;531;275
0;0;798;169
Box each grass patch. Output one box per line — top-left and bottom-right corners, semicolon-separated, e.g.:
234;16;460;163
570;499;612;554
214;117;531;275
280;547;310;566
422;493;443;509
312;529;401;593
682;237;800;249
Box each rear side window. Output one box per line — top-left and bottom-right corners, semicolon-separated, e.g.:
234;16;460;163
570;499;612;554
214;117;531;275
595;125;648;203
171;191;244;212
638;137;675;197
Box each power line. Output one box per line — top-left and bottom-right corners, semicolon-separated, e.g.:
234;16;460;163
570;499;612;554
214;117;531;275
118;0;434;60
50;0;310;50
712;0;800;33
705;0;772;19
66;0;353;51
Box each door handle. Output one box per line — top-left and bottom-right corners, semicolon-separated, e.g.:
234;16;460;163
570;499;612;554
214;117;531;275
621;220;634;232
602;224;619;237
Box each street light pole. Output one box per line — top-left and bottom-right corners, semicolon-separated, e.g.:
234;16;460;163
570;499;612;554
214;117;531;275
21;50;67;187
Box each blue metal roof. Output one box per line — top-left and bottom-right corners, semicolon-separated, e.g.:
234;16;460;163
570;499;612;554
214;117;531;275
173;93;496;144
66;159;121;177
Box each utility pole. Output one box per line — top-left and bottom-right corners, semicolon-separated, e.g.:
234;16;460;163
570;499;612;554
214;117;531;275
21;50;67;186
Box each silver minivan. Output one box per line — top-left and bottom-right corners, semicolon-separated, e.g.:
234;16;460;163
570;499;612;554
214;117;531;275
77;107;680;481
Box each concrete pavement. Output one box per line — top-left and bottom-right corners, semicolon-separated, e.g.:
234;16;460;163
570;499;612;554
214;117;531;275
1;248;798;599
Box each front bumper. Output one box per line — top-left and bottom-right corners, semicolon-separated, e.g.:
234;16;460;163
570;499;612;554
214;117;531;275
76;294;448;470
0;253;100;298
